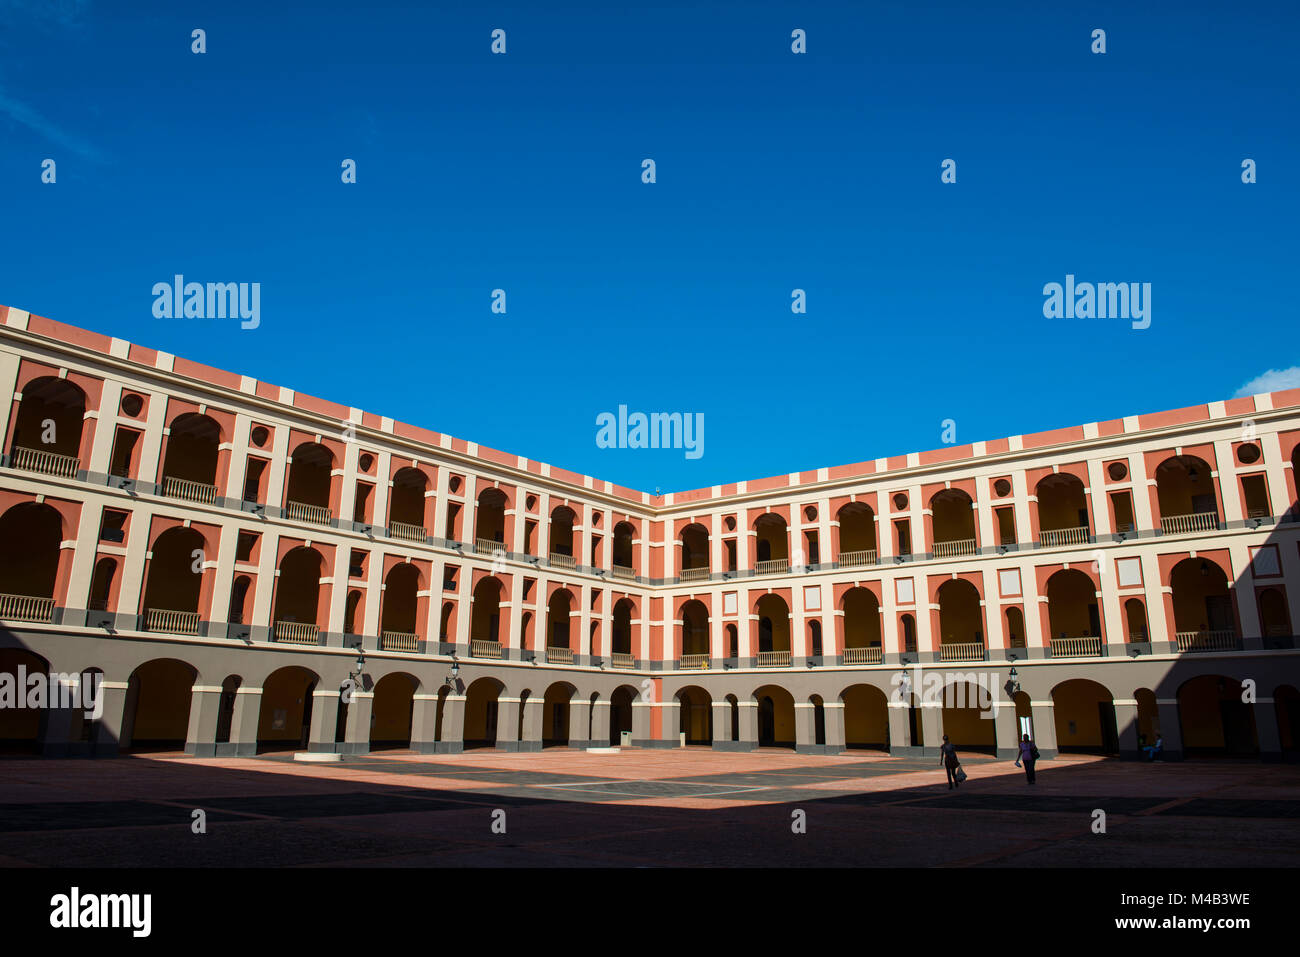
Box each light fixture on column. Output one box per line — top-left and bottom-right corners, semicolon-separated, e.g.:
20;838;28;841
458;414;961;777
445;658;460;687
348;647;366;683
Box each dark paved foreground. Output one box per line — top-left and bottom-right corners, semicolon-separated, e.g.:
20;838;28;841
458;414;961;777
1;748;1297;867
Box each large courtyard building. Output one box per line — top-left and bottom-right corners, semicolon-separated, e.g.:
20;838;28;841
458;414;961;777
1;304;1298;761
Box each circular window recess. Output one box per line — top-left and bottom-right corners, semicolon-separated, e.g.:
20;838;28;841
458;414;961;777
993;479;1011;497
804;506;817;521
1107;461;1129;481
448;477;462;493
526;495;537;510
892;493;909;510
120;393;144;417
357;452;374;471
249;425;269;447
592;513;602;526
724;516;737;531
1237;443;1261;465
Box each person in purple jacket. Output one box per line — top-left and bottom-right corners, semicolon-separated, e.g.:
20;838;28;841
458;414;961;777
1017;733;1038;784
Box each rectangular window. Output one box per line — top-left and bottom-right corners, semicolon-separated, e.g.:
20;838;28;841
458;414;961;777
109;427;141;478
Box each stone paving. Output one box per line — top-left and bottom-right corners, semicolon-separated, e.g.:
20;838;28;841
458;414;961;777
0;748;1297;867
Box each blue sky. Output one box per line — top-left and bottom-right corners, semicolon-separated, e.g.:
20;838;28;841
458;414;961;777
1;0;1296;493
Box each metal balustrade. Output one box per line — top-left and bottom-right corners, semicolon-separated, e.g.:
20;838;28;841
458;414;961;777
756;650;791;667
838;549;878;568
932;539;978;559
679;654;711;670
380;631;420;651
286;500;332;526
0;593;55;622
144;608;201;635
610;652;635;669
548;553;576;569
274;620;320;644
10;446;78;478
470;639;503;659
843;646;883;664
387;520;428;543
754;559;790;576
545;646;573;664
1039;526;1089;548
1176;630;1240;653
679;566;710;582
1049;636;1103;657
1160;512;1218;535
938;642;985;662
161;475;217;505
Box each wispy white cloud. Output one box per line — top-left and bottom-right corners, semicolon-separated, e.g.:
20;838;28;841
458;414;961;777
0;88;105;162
1234;366;1300;398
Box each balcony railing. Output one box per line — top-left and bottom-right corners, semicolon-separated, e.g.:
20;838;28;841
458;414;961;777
838;549;878;568
388;520;428;543
611;564;637;581
843;646;883;664
755;559;790;576
1049;636;1103;658
939;642;985;662
274;620;320;645
756;650;791;667
933;538;978;559
1160;511;1219;535
144;607;201;635
0;593;55;622
10;446;78;478
545;646;573;664
679;654;711;670
470;639;503;659
380;631;419;652
1176;630;1240;653
680;566;710;582
161;475;217;505
286;500;332;526
474;537;504;556
549;552;576;569
1039;526;1089;548
610;652;635;669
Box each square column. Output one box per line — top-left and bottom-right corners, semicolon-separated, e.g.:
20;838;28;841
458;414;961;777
1114;700;1141;758
736;699;759;750
437;694;466;753
184;685;224;757
887;701;919;756
310;688;343;753
226;686;262;756
1155;698;1183;760
1029;699;1058;758
591;699;611;747
824;700;846;753
520;696;543;751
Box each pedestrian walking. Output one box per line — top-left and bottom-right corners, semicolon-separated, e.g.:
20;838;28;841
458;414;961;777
1018;733;1039;784
940;734;962;789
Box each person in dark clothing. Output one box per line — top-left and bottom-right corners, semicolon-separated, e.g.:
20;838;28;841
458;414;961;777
1018;733;1037;784
939;735;961;788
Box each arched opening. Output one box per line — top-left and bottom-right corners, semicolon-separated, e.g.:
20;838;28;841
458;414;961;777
160;412;221;499
439;602;454;643
1045;569;1101;653
470;576;504;648
272;547;324;644
548;506;575;563
679;599;709;659
370;672;417;750
342;588;362;635
842;684;889;751
811;694;827;746
901;614;917;654
680;523;710;577
464;677;503;749
1005;607;1026;648
546;589;574;656
612;522;635;573
753;514;789;569
930;489;976;556
88;557;118;616
808;619;823;657
1170;557;1236;650
125;658;197;753
380;563;420;648
1125;598;1149;642
542;682;575;746
936;579;984;658
284;442;335;522
0;650;49;753
939;679;996;753
836;502;877;564
389;467;429;536
1035;473;1090;545
474;487;507;547
1155;455;1219;532
755;594;791;664
0;502;62;621
842;587;882;660
227;575;252;626
257;666;318;752
1051;678;1118;754
1258;587;1292;639
726;694;740;742
726;623;739;659
8;376;85;474
215;675;241;746
141;526;206;634
1135;688;1159;749
677;685;712;745
609;685;635;746
611;599;633;657
754;684;795;748
1178;675;1259;756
